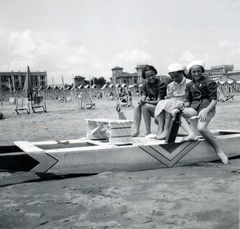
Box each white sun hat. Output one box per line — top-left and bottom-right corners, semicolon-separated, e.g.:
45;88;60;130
168;63;183;73
186;60;205;73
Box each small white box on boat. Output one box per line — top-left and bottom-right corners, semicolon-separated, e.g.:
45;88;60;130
85;118;134;144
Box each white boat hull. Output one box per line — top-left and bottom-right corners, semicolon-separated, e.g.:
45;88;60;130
0;130;239;175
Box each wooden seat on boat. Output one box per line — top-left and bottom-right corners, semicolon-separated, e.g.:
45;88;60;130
85;118;134;144
32;96;47;113
79;91;96;109
165;111;182;143
15;97;30;114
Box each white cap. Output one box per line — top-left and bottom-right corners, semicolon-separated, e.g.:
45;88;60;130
168;63;183;73
186;60;205;73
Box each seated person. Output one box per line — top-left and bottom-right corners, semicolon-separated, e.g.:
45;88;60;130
132;65;167;137
154;63;197;140
108;91;114;100
119;87;128;103
182;60;228;164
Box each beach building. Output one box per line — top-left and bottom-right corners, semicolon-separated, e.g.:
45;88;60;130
73;75;85;87
0;70;47;101
110;65;147;96
207;65;240;92
0;70;47;90
111;66;139;85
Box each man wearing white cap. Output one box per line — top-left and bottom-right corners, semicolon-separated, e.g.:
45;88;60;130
154;63;197;140
182;60;228;164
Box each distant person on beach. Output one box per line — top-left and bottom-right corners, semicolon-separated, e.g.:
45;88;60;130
182;60;228;164
109;91;114;100
154;63;197;140
131;65;167;137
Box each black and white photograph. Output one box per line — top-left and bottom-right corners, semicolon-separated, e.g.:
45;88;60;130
0;0;240;228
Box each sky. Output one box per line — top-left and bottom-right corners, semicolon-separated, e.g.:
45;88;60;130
0;0;240;84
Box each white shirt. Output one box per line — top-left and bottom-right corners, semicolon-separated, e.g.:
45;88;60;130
166;77;192;101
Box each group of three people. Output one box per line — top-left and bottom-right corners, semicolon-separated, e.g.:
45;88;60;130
131;60;228;165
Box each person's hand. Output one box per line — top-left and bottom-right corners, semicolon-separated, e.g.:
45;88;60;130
178;101;185;111
171;108;180;121
198;109;208;122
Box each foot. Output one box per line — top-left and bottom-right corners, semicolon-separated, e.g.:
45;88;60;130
145;134;156;139
143;131;151;137
217;150;228;165
155;130;168;140
131;131;140;137
180;135;199;142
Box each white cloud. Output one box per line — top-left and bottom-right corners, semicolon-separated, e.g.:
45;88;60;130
9;30;39;56
2;27;240;85
2;30;112;83
180;51;195;62
141;39;149;46
93;61;104;69
113;50;152;67
218;40;232;50
165;58;175;67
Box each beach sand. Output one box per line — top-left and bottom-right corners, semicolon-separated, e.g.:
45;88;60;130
0;96;239;229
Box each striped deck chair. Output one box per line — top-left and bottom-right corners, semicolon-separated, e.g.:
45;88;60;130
79;91;96;109
32;96;47;113
9;97;15;104
15;97;30;114
116;87;132;108
217;84;234;102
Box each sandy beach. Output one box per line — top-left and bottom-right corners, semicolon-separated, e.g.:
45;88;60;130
0;95;240;229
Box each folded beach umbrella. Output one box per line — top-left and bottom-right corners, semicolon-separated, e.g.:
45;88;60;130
23;66;33;100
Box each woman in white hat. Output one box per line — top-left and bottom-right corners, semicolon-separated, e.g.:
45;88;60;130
183;60;228;164
154;63;197;140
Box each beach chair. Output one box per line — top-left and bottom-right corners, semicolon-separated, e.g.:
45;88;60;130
79;91;96;109
217;84;234;102
9;97;15;104
32;96;47;113
116;87;132;107
66;96;72;102
15;97;30;114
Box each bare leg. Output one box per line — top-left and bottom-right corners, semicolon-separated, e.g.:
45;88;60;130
131;104;142;137
197;119;228;164
181;107;199;141
155;111;171;140
180;117;198;142
142;104;155;136
155;112;165;136
189;116;202;137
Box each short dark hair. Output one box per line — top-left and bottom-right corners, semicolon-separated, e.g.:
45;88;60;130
142;65;157;79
